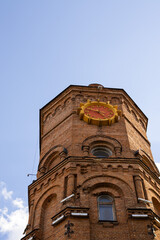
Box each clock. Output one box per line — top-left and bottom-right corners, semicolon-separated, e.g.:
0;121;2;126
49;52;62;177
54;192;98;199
77;100;121;126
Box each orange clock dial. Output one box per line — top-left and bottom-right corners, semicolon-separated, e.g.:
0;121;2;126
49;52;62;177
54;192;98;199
84;105;114;119
77;100;121;126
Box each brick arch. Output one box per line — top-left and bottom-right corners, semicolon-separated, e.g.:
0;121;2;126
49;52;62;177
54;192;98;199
148;188;160;201
139;119;145;130
82;135;122;156
131;109;138;121
136;149;159;174
81;175;135;207
142;155;158;173
152;197;160;216
38;145;68;174
148;188;160;217
123;101;130;112
75;94;85;103
40;194;57;239
110;96;121;105
90;182;123;197
64;97;71;106
32;185;60;229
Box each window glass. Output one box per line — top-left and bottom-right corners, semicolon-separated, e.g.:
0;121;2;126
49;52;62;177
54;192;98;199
99;205;114;221
92;147;112;158
98;195;115;221
99;195;113;203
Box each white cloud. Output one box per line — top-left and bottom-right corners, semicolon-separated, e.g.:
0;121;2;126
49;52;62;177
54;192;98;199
13;198;24;209
0;207;28;240
0;182;28;240
0;207;8;215
0;182;13;200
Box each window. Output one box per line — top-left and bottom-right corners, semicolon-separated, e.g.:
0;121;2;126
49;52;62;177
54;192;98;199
98;195;116;221
92;147;112;158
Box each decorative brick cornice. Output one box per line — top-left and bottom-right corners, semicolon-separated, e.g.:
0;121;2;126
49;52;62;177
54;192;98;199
128;208;160;223
28;156;160;192
51;206;89;226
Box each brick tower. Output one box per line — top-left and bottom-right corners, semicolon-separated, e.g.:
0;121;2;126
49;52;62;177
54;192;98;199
22;84;160;240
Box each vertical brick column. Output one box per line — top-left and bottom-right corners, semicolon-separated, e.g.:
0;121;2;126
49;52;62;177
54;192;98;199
134;176;145;199
115;147;122;156
82;146;90;156
67;174;75;196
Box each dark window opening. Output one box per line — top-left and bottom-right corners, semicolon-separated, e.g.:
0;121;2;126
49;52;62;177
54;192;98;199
92;147;112;158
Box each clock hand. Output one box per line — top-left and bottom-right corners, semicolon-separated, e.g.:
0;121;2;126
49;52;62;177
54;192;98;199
86;108;106;118
98;112;105;118
87;108;100;113
93;110;105;118
88;107;114;117
91;109;106;117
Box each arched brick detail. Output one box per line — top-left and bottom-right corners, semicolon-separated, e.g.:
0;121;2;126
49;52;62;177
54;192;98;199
41;194;56;239
38;145;68;175
135;149;159;175
90;182;123;197
82;135;122;156
32;185;60;229
81;175;135;207
148;188;160;217
148;188;160;201
152;197;160;216
110;97;121;105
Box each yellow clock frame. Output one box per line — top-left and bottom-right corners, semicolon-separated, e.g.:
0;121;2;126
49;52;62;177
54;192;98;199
77;99;121;126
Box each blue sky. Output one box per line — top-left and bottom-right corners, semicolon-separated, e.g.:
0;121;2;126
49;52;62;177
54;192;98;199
0;1;160;239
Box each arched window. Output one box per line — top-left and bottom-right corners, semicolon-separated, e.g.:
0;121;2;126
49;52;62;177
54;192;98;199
98;195;116;221
91;147;112;158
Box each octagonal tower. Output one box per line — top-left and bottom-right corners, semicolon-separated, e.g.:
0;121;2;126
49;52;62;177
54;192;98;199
22;84;160;240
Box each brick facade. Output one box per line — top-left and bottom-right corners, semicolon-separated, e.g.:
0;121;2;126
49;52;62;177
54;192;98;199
22;84;160;240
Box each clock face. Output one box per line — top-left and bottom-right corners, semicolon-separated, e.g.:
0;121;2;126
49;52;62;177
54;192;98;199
77;100;121;126
84;105;114;119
